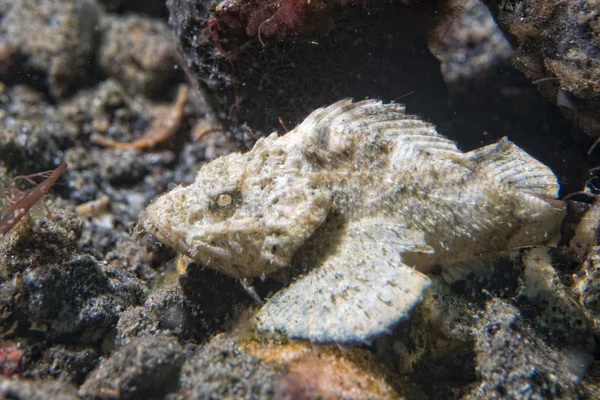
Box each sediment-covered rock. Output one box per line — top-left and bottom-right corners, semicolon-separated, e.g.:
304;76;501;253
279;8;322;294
484;0;600;136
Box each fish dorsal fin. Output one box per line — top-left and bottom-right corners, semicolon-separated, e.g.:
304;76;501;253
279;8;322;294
255;218;432;343
464;137;559;199
294;99;462;159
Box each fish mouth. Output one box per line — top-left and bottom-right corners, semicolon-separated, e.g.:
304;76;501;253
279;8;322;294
140;213;234;261
138;211;190;255
140;205;269;265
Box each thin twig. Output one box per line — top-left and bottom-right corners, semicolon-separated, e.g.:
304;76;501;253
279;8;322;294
91;85;188;151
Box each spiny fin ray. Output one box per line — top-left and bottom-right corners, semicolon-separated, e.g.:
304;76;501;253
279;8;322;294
297;99;463;159
464;137;559;199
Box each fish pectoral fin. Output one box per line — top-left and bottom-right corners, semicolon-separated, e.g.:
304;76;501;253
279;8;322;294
463;137;559;200
255;221;432;343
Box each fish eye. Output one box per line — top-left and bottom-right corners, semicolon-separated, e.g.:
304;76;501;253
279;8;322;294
209;190;241;214
216;193;233;208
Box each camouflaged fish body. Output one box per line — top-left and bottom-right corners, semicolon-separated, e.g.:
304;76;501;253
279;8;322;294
140;99;566;343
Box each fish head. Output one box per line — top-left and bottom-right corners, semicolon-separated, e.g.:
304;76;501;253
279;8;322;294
141;133;332;279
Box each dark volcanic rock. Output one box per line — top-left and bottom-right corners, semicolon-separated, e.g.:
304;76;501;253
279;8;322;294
574;245;600;336
79;336;185;399
116;284;199;346
0;376;79;400
98;0;168;16
0;0;99;97
99;15;179;96
0;234;146;344
465;299;591;399
174;337;277;400
484;0;600;137
24;344;99;384
168;0;452;142
0;85;80;174
116;269;256;346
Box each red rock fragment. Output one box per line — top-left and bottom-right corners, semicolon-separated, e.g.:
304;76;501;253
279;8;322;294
0;343;24;377
242;340;411;399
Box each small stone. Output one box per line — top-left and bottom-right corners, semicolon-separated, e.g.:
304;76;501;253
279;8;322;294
176;337;276;400
0;376;79;400
79;336;185;400
465;299;590;399
99;16;178;96
0;0;99;97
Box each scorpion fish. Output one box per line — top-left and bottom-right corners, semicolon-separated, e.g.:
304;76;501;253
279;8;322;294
140;99;567;343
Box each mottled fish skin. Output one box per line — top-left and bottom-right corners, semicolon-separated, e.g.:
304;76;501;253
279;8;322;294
141;99;565;276
140;99;567;342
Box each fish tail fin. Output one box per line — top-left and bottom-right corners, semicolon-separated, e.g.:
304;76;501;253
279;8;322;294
464;137;559;200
